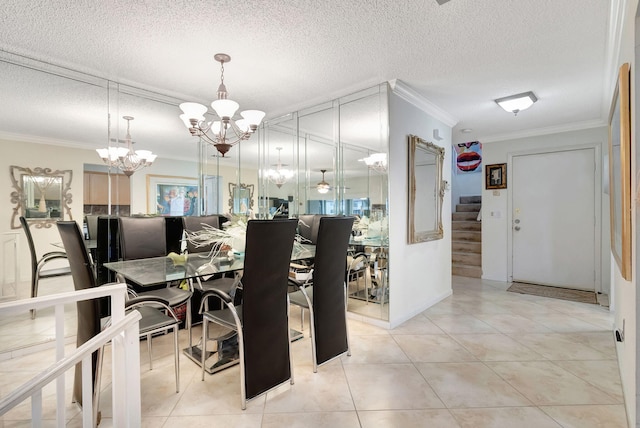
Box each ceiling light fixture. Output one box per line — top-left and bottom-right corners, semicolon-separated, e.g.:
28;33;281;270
179;53;265;157
266;147;294;188
494;91;538;116
96;116;157;177
317;169;330;194
359;153;387;173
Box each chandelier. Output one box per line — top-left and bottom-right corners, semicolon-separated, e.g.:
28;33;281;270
179;53;266;157
316;169;331;194
359;152;387;173
96;116;157;177
266;147;294;188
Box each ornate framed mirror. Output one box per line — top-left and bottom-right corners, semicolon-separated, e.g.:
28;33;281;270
408;135;445;243
228;183;254;215
10;166;73;229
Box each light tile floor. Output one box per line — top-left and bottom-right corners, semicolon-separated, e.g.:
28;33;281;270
0;276;629;427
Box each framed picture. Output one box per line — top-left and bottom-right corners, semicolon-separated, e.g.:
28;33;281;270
608;62;632;280
146;174;199;216
485;163;507;189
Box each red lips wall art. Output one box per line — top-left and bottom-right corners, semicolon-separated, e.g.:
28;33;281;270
454;141;482;174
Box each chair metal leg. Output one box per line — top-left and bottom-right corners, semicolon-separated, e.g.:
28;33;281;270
30;272;39;319
344;282;352;357
173;324;180;393
94;345;105;427
237;326;246;410
186;299;192;348
287;295;294;386
201;318;207;381
147;333;153;370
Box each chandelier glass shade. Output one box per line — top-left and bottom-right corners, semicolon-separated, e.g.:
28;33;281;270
360;152;387;173
96;116;157;177
266;147;294;188
179;53;265;156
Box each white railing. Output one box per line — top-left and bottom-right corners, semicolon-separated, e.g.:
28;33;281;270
0;283;142;427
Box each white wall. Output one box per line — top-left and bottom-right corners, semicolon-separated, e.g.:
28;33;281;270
480;127;609;291
387;91;453;328
615;1;640;425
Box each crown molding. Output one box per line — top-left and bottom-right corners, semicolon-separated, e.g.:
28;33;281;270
0;131;92;150
477;119;606;144
388;79;458;127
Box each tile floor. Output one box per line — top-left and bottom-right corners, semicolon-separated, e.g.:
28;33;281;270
0;276;629;427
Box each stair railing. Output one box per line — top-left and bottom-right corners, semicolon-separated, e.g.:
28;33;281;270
0;283;141;427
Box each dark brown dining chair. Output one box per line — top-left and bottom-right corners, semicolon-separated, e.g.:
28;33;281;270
56;221;101;414
117;216;193;339
289;216;355;372
20;216;71;318
199;219;298;409
58;220;183;399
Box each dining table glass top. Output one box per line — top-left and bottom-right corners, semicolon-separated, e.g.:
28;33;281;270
103;243;315;287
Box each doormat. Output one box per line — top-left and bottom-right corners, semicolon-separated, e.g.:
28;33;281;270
507;282;597;304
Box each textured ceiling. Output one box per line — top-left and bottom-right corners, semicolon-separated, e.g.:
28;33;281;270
0;0;612;163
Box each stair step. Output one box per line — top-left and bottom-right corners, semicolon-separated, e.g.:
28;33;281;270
452;231;481;242
455;203;482;213
452;252;481;266
459;195;482;204
453;212;479;221
452;241;481;253
452;221;481;232
452;264;482;278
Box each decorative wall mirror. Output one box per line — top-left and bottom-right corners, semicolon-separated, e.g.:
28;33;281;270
408;135;445;243
229;183;254;215
10;165;73;229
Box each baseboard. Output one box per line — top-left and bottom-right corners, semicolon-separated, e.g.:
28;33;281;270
388;289;452;329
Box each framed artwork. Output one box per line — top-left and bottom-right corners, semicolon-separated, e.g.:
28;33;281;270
608;62;632;280
485;163;507;189
146;174;199;216
454;141;482;174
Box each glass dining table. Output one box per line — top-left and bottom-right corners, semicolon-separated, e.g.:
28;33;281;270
103;243;315;374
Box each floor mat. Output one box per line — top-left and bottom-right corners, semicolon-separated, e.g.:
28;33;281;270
507;282;597;304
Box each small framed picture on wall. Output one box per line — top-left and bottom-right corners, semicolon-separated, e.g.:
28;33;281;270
485;163;507;189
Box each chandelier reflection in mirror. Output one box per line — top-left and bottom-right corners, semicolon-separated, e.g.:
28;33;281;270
317;169;330;194
96;116;157;177
179;53;266;157
266;147;294;188
359;152;387;173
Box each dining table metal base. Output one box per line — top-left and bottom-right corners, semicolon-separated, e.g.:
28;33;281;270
184;328;305;375
183;345;239;374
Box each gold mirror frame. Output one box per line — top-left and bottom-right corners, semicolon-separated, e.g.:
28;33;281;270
228;182;254;215
608;62;632;280
408;135;445;243
10;165;73;229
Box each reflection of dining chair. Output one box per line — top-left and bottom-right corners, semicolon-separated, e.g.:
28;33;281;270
289;216;354;372
199;219;298;409
297;214;320;244
85;214;99;240
346;252;371;303
20;216;71;319
117;216;193;338
57;220;182;400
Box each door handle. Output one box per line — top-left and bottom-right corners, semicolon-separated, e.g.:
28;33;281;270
514;226;521;231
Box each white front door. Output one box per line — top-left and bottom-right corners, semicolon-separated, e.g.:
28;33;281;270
511;148;596;291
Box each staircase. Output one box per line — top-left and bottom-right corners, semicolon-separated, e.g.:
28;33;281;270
452;195;482;278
